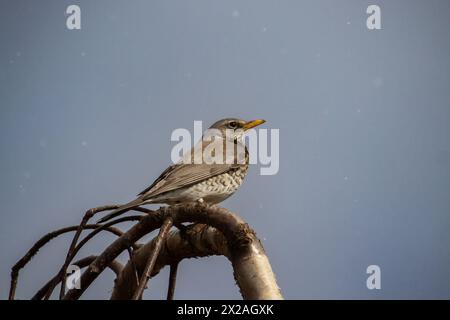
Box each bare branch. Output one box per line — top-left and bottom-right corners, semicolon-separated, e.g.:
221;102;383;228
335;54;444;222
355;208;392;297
17;203;282;300
132;217;174;299
111;204;283;300
14;215;140;300
111;223;228;299
67;255;123;276
58;205;153;298
72;216;142;258
32;255;123;300
58;206;118;298
10;223;123;300
45;215;143;300
62;212;165;300
166;262;179;300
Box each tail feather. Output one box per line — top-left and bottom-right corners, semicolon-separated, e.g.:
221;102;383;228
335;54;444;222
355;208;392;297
97;198;145;223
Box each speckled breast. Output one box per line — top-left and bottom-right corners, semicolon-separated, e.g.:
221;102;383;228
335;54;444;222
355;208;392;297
190;165;249;203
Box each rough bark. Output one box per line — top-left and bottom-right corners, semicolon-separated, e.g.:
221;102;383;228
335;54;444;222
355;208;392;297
13;203;283;300
111;223;228;299
111;204;283;300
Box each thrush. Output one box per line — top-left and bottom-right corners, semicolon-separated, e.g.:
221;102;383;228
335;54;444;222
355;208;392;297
98;118;265;223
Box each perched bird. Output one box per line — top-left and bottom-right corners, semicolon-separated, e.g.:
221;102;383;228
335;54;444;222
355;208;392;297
97;118;265;223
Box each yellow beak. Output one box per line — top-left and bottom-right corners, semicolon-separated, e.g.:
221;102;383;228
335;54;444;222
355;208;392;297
243;119;266;131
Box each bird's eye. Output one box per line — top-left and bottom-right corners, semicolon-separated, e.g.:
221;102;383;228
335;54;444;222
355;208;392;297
228;121;238;129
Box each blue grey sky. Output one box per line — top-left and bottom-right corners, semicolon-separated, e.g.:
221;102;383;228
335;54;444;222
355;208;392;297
1;0;450;299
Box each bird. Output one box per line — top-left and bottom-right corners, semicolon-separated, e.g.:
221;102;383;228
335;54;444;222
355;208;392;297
97;118;265;223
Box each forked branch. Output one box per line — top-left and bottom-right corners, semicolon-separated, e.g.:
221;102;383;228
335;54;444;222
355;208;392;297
111;204;283;300
11;203;283;300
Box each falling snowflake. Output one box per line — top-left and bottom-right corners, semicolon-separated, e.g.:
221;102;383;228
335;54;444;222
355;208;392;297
232;10;240;18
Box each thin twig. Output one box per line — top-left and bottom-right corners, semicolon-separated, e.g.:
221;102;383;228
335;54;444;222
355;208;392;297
127;247;140;288
58;205;153;299
166;262;179;300
32;255;123;300
9;223;123;300
73;216;142;258
43;215;143;300
132;217;173;300
62;211;164;300
72;255;123;275
58;205;119;299
56;205;153;300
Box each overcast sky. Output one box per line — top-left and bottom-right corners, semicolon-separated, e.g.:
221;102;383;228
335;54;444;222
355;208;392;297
1;0;450;299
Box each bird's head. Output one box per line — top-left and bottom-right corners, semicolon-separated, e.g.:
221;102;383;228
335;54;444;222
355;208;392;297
207;118;266;141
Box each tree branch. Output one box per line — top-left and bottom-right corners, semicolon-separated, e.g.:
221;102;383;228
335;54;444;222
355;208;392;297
32;255;122;300
45;215;142;300
15;203;283;300
112;204;283;300
166;262;179;300
59;205;119;298
111;223;225;299
58;205;153;298
132;217;173;299
10;223;124;300
62;211;165;300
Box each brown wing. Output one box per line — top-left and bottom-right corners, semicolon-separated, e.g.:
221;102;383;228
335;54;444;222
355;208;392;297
138;163;240;199
137;164;177;196
138;138;247;199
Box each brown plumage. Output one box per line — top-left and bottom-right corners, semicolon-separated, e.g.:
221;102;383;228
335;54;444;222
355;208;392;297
97;118;265;223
